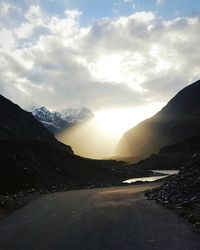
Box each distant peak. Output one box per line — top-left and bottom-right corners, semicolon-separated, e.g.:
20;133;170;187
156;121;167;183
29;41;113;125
60;107;93;122
31;105;94;134
34;106;50;112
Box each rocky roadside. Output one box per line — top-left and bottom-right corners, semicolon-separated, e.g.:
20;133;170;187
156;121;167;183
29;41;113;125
0;182;127;219
145;152;200;232
0;189;46;219
0;169;164;219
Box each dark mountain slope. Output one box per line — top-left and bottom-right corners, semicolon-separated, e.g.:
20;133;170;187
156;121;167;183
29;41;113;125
0;140;114;194
0;95;117;194
0;95;73;153
117;80;200;160
0;96;54;141
127;136;200;171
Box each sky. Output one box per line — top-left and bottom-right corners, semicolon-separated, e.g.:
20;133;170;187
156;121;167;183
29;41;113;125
0;0;200;157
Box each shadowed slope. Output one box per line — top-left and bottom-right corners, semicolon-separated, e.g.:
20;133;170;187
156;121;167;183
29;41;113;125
0;95;115;194
117;80;200;159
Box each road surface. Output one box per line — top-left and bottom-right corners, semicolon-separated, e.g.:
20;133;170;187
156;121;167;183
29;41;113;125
0;183;200;250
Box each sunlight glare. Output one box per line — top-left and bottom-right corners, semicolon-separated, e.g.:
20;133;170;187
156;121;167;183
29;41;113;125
89;53;146;92
90;54;122;83
56;102;165;159
95;102;165;137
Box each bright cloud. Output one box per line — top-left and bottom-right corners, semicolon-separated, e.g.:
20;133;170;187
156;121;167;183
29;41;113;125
0;2;200;112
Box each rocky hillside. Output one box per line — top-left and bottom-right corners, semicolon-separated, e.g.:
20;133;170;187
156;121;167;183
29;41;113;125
32;106;93;134
146;152;200;205
0;95;116;194
117;80;200;160
146;152;200;228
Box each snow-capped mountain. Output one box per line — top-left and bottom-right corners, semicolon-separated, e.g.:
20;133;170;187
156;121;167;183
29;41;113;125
32;107;61;122
61;107;93;123
32;106;93;134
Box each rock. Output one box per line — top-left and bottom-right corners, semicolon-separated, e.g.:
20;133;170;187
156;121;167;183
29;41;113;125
145;152;200;230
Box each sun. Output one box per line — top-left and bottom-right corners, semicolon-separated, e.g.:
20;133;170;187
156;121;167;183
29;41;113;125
90;54;123;83
89;53;146;92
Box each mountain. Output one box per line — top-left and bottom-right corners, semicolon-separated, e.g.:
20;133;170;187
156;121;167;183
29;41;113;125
0;100;55;142
117;80;200;161
61;107;93;123
32;107;93;134
0;95;114;194
32;107;70;134
128;136;200;171
0;96;73;154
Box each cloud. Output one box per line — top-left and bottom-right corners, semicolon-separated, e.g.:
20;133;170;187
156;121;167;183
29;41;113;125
0;2;199;112
113;0;136;13
156;0;165;5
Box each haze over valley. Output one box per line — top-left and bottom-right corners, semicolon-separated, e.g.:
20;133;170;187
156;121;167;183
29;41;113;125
1;0;200;249
1;0;200;158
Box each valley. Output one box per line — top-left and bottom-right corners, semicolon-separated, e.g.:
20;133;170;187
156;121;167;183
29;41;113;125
1;0;200;248
1;80;200;249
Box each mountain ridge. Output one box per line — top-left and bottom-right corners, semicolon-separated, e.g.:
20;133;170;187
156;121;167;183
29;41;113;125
0;95;73;153
117;80;200;160
32;106;93;134
0;95;116;194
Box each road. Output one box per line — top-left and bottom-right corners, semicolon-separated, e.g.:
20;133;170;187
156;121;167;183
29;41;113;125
0;184;200;250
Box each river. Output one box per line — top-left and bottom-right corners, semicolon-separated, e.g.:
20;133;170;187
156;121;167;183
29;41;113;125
123;170;179;184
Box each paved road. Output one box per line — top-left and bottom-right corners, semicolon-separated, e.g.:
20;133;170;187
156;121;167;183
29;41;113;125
0;184;200;250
